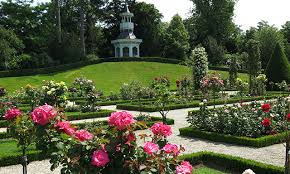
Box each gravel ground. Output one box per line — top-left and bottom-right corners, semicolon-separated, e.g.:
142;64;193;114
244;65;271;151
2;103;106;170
0;99;288;173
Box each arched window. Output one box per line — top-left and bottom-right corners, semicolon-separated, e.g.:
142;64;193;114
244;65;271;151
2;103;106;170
116;47;120;57
123;47;129;57
133;47;138;57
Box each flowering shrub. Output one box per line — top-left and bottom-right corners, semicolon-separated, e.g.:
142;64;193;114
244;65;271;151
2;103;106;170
151;76;171;88
5;105;192;174
187;97;290;137
185;46;208;89
201;74;224;107
251;74;267;96
41;80;68;107
176;77;193;98
72;77;96;97
236;78;249;98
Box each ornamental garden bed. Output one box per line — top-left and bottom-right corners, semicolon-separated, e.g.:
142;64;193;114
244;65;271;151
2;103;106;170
0;148;283;174
116;95;284;112
179;127;287;147
181;97;290;147
0;110;114;128
0;116;175;140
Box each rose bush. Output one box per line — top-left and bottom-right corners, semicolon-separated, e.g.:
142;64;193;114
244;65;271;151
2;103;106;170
187;97;290;137
5;105;192;174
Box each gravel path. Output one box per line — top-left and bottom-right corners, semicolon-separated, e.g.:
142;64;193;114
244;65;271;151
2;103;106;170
0;99;288;173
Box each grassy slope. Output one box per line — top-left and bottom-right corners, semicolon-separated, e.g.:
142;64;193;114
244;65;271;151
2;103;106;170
0;62;248;94
193;166;227;174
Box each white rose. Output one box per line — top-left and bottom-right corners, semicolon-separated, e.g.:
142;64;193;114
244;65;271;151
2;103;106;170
242;169;255;174
47;91;52;95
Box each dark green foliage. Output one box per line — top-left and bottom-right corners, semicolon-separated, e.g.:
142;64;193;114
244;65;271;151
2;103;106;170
179;127;287;147
203;36;224;64
131;2;163;57
65;110;113;121
254;21;286;69
0;27;24;70
116;95;280;112
163;14;190;60
266;43;290;83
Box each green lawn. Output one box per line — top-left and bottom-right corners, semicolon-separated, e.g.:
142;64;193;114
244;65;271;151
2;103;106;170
0;139;38;157
0;62;248;94
193;166;227;174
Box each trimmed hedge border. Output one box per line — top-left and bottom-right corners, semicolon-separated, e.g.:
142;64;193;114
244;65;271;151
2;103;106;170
75;98;155;106
116;95;282;112
66;110;114;121
180;152;284;174
179;127;287;147
0;57;249;78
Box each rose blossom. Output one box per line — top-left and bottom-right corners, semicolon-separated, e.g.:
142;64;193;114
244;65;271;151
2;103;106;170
108;111;135;130
151;122;172;137
4;108;21;120
31;105;57;125
55;121;76;136
176;161;193;174
261;118;271;127
75;129;93;142
162;143;179;156
261;103;271;112
91;150;110;167
125;133;136;146
143;142;159;155
287;113;290;122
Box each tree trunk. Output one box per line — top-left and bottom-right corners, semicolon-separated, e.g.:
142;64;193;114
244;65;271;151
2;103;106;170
56;0;62;44
80;0;86;59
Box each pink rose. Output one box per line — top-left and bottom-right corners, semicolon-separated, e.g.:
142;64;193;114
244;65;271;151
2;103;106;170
55;121;76;136
108;111;135;130
162;143;179;156
31;105;57;125
151;122;172;137
91;150;110;167
176;161;193;174
64;127;76;136
75;129;93;142
143;142;159;155
4;108;21;120
125;133;136;146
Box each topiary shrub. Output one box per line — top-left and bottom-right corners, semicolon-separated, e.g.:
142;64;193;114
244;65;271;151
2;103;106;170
266;43;290;83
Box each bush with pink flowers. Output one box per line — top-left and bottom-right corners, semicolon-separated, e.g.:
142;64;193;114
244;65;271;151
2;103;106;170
5;105;192;174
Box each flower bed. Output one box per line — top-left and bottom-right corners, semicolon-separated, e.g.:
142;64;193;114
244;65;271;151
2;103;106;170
117;95;284;112
0;149;284;174
179;127;287;147
181;97;290;147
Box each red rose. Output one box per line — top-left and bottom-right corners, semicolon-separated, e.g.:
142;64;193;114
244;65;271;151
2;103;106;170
261;103;271;112
261;118;271;127
287;113;290;122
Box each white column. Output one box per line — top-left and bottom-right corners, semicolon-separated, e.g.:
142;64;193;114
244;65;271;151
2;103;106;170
137;45;140;57
115;47;117;57
129;45;133;57
120;46;123;57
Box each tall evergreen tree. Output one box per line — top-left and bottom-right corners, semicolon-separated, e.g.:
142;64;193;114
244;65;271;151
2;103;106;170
266;43;290;83
163;14;190;60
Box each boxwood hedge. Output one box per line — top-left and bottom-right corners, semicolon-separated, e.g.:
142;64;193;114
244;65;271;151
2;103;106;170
179;127;287;147
180;152;284;174
116;95;282;112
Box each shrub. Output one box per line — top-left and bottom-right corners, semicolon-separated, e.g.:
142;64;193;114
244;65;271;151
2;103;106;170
187;97;289;138
120;81;142;100
266;43;290;83
186;46;208;89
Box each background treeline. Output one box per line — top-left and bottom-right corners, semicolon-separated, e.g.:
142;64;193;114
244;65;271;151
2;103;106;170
0;0;290;73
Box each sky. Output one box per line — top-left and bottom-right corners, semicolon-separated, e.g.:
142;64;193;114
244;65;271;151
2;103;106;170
24;0;290;30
